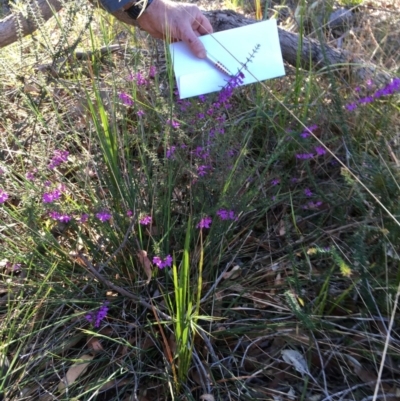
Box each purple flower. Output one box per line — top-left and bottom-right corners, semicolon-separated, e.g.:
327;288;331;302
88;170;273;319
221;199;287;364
163;255;173;268
291;177;298;184
167;119;180;129
197;216;212;229
198;95;206;102
48;150;69;170
374;77;400;98
197;113;205;119
359;96;374;104
26;169;37;181
79;213;89;223
346;103;358;111
271;178;280;186
152;255;173;269
43;189;61;203
49;211;71;222
129;71;148;86
137;110;145;117
303;200;323;209
139;215;152;225
315;146;326;156
149;65;157;78
0;189;9;204
304;188;313;197
86;301;110;328
216;71;245;105
217;209;237;221
49;211;60;220
296;153;314;160
193;147;209;160
96;211;112;222
197;165;210;177
166;146;176;159
57;213;71;223
12;263;21;272
49;210;71;223
119;92;134;106
126;210;133;217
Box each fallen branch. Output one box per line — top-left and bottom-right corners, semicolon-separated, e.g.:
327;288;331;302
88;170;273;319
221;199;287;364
0;0;63;48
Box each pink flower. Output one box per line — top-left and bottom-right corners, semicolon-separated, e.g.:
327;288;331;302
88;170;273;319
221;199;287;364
152;256;163;268
217;209;237;221
48;150;69;170
126;210;133;217
149;65;157;78
167;119;180;129
26;169;37;181
129;71;148;86
152;255;172;269
0;189;9;204
42;189;61;203
49;211;60;220
49;212;71;222
139;215;152;226
119;92;134;106
58;214;71;223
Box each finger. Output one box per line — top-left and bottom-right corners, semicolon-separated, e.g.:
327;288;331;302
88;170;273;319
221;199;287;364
196;14;213;35
181;27;207;58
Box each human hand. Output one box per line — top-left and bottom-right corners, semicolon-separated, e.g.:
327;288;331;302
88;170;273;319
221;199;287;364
137;0;213;58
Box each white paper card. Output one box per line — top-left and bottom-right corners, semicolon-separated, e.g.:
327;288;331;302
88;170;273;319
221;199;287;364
169;19;285;99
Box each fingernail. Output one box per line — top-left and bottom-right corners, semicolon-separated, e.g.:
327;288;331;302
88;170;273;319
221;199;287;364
198;50;206;59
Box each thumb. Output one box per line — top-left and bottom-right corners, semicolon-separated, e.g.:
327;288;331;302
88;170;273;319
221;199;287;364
181;29;206;59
